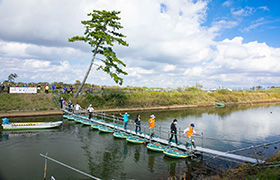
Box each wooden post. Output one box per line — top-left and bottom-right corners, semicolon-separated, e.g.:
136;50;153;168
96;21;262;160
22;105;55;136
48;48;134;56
43;153;48;180
159;125;161;139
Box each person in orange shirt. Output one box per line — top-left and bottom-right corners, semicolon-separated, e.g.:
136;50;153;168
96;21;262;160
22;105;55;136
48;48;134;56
148;114;156;138
182;123;199;148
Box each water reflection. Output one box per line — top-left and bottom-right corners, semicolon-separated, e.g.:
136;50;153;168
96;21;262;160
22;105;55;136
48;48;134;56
125;103;280;152
1;129;58;141
0;103;280;180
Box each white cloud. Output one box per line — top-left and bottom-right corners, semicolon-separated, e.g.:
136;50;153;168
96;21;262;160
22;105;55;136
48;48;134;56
222;0;232;7
184;36;280;87
163;64;176;72
23;59;51;69
0;0;279;88
231;6;253;16
257;6;269;11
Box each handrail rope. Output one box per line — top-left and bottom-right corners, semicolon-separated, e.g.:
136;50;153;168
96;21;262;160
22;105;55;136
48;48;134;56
227;141;280;153
66;110;278;146
51;94;60;109
39;153;101;180
65;110;279;164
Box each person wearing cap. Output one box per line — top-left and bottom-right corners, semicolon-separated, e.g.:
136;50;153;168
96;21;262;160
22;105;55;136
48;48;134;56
120;111;130;130
168;119;178;145
148;114;156;138
183;123;199;148
87;104;94;120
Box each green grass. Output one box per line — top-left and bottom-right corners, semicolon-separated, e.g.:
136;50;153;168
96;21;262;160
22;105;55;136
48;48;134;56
1;89;280;112
0;94;57;112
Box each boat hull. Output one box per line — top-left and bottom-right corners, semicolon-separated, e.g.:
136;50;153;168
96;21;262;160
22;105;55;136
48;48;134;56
215;102;225;107
147;142;166;152
2;121;63;130
91;124;100;129
98;126;114;133
127;136;145;144
113;132;129;139
81;120;92;126
163;148;190;158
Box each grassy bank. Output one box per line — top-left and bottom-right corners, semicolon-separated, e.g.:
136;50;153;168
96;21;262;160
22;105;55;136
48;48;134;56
0;94;57;112
1;89;280;112
61;89;280;110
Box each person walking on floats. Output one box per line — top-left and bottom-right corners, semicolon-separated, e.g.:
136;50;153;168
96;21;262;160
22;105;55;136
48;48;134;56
75;104;81;115
59;97;64;109
149;114;156;139
134;114;141;134
168;119;178;145
87;104;94;120
120;112;130;130
183;123;199;148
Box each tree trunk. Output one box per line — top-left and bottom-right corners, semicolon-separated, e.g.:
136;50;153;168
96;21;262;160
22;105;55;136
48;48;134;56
74;44;100;98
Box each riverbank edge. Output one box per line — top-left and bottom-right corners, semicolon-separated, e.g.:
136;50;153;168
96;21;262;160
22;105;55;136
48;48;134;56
1;99;280;118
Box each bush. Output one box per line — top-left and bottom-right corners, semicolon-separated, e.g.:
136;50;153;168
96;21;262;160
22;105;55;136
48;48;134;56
84;94;105;107
103;92;127;107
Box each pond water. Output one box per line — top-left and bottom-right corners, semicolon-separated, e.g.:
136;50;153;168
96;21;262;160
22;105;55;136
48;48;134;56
0;103;280;180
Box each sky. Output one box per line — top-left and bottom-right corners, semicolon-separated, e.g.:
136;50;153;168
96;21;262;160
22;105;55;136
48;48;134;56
0;0;280;89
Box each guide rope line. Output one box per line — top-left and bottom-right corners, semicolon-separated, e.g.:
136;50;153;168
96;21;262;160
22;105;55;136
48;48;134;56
39;153;101;180
226;140;280;153
74;110;260;145
195;135;256;145
87;111;262;145
207;141;280;163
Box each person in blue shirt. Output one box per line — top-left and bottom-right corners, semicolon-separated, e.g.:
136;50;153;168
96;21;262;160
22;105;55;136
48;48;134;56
52;84;55;93
120;112;130;130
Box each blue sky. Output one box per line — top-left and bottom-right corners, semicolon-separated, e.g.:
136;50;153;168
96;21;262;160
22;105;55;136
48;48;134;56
205;0;280;47
0;0;280;89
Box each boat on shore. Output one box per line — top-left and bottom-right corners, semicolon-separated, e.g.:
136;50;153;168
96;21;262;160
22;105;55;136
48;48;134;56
1;118;63;130
215;102;225;107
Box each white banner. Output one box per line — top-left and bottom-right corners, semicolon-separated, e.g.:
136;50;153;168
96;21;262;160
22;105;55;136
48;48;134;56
9;87;37;94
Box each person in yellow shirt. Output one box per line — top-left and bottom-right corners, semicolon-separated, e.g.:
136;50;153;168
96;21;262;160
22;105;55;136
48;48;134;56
148;114;156;138
182;123;199;148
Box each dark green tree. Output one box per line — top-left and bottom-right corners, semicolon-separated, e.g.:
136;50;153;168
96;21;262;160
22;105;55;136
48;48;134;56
7;73;18;83
69;10;129;98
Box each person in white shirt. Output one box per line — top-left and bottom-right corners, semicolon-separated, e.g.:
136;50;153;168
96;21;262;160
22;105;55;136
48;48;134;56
75;104;81;115
87;104;94;120
182;123;199;148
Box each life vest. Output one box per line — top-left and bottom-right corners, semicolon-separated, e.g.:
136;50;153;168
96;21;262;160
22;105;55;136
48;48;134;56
149;118;155;128
187;126;194;137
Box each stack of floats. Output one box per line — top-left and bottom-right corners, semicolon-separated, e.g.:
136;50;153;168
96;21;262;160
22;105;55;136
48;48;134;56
63;114;189;158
